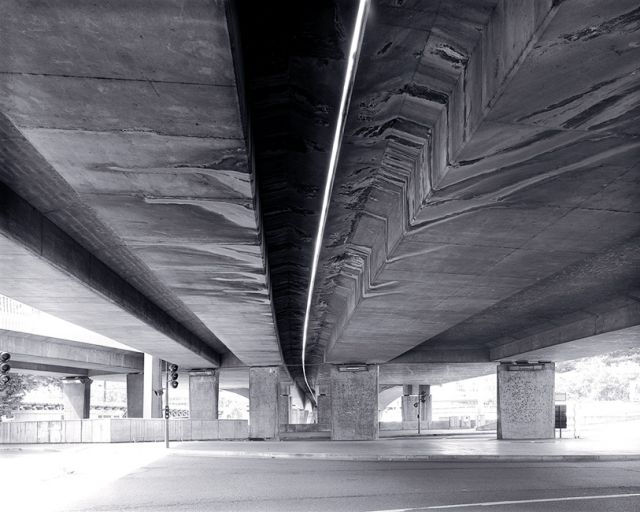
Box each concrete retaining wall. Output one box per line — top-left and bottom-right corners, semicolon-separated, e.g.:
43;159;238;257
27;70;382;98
0;419;248;444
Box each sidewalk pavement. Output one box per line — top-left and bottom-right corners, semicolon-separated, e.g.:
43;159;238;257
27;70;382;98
172;421;640;463
3;422;639;463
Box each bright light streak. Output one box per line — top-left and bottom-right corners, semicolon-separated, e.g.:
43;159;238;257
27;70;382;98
301;0;369;397
2;444;166;511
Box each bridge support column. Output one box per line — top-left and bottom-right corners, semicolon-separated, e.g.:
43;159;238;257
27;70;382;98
278;382;291;426
143;354;163;418
189;370;219;420
126;373;144;418
249;366;279;440
315;364;332;429
330;364;379;440
62;377;92;420
401;384;432;428
317;383;332;429
497;361;555;440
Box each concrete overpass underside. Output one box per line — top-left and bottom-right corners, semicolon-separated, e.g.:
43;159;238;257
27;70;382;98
304;0;640;376
0;0;638;440
0;329;143;377
0;0;282;369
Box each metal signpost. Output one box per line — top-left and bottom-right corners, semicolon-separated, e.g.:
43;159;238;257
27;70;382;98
164;361;170;448
164;362;179;449
414;391;427;435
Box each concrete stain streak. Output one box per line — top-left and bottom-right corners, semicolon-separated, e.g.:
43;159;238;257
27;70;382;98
561;6;640;42
142;197;256;230
0;72;235;89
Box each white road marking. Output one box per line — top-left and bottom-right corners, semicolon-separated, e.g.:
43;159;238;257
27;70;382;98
370;493;640;511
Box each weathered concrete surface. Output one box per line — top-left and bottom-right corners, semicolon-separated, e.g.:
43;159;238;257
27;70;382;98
303;0;640;380
497;325;640;363
489;297;640;361
379;363;496;386
235;1;357;387
0;419;248;444
409;237;640;364
0;206;215;368
62;377;92;420
0;329;142;375
278;382;292;426
189;371;220;421
497;362;555;440
126;373;144;419
330;365;379;441
0;113;227;367
0;0;281;367
1;0;638;397
401;385;432;425
249;367;279;440
143;355;162;419
9;361;90;377
378;385;402;413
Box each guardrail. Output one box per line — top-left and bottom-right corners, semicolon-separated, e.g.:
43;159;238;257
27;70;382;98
0;418;248;444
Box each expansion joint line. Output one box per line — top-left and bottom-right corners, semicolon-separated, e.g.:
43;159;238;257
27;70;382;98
301;0;370;399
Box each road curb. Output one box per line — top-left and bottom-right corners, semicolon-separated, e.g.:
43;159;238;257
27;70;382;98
171;449;640;463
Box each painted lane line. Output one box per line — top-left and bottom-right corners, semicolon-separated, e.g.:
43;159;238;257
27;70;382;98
369;493;640;511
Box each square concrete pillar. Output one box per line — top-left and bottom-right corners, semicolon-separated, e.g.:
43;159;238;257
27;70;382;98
126;373;144;418
401;384;431;427
317;383;332;429
189;370;219;420
62;377;92;420
497;361;555;440
249;366;279;440
418;384;432;425
278;382;291;426
401;384;415;422
330;364;379;441
143;354;163;418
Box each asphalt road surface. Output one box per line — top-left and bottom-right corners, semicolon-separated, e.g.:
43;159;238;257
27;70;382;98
54;453;640;512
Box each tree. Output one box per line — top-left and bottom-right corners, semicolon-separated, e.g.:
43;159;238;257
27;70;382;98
0;374;60;420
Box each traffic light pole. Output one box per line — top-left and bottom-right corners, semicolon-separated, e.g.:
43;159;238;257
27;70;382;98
164;360;170;449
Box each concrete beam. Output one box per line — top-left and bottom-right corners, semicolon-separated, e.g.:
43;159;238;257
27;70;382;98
0;183;220;368
0;329;142;374
490;299;640;361
379;363;497;386
391;348;490;364
494;325;640;363
10;361;89;377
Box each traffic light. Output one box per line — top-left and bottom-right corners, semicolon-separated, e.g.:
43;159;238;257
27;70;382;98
169;364;179;389
0;352;11;386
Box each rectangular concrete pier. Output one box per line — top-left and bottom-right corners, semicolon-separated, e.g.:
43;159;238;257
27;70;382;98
330;365;379;441
497;362;555;440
